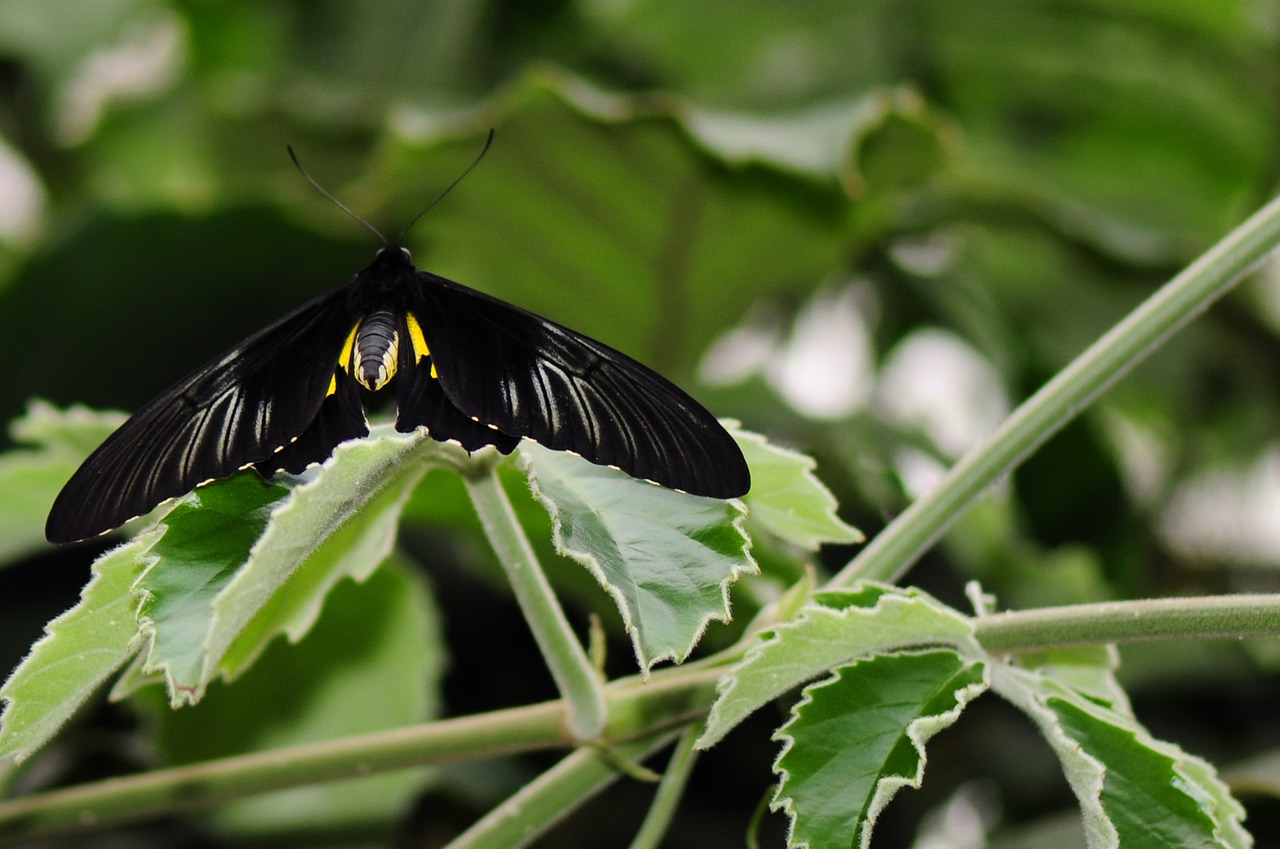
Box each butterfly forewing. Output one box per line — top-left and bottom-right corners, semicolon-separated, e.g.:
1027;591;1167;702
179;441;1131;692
45;288;359;544
412;271;750;499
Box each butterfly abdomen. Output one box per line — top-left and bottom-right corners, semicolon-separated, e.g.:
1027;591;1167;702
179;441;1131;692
346;309;400;391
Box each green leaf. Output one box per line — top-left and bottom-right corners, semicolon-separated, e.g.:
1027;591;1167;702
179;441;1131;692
993;658;1250;849
736;428;862;550
521;441;755;671
203;427;447;685
133;425;447;705
0;539;146;762
0;448;71;566
582;3;1275;249
699;585;977;748
1017;645;1130;708
9;401;127;456
578;1;883;112
771;650;987;849
136;556;443;839
0;402;126;566
133;473;290;702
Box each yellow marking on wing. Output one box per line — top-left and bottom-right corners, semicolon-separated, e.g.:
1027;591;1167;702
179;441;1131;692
339;322;360;371
405;312;438;378
327;322;362;396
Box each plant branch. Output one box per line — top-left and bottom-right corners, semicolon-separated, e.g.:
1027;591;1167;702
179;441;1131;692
975;593;1280;654
464;467;606;740
627;724;702;849
835;192;1280;586
443;728;684;849
0;700;564;847
7;586;1280;846
0;665;723;846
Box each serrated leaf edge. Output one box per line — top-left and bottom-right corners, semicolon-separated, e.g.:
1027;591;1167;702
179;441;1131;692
199;428;438;688
124;428;442;706
735;427;863;549
699;584;979;748
216;458;435;681
130;504;271;706
522;449;756;672
769;651;989;849
0;539;149;762
992;662;1250;849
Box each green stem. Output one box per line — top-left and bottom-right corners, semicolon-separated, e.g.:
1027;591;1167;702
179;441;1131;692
464;468;606;740
0;700;565;847
835;192;1280;586
6;588;1280;846
443;729;683;849
627;724;702;849
0;666;723;847
975;593;1280;654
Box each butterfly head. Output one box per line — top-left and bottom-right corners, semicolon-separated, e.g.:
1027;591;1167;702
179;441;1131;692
378;245;412;261
368;244;415;274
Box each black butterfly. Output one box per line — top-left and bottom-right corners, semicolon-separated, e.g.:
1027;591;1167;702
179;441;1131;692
45;235;750;544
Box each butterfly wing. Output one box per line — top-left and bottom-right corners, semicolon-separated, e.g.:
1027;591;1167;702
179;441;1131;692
407;271;750;499
46;286;363;544
394;325;521;454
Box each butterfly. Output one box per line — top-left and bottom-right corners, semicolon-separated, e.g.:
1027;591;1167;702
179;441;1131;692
45;153;750;545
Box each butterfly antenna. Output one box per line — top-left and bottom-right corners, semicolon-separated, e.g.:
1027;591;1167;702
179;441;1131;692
394;128;495;245
287;146;388;246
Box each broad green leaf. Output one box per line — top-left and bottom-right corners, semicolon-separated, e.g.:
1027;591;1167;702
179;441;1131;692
521;442;754;671
684;101;867;176
203;427;447;687
736;428;862;550
134;426;448;705
133;473;289;702
0;403;126;566
136;557;443;838
700;585;977;748
926;4;1273;253
9;401;126;457
772;651;988;849
581;2;1274;249
0;539;146;762
993;660;1250;849
0;449;75;565
578;0;884;112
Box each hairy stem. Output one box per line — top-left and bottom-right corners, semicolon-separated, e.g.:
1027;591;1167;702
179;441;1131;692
464;468;606;740
975;593;1280;654
443;729;683;849
0;666;722;846
836;193;1280;586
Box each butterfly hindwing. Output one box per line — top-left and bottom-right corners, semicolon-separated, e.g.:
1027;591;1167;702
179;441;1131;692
45;286;362;544
408;270;750;499
261;366;370;476
394;316;520;454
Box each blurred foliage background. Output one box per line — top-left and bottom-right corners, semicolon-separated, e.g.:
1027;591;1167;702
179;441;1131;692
4;0;1280;847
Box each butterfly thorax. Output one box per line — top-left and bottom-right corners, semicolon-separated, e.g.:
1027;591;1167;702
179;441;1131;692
331;248;437;394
